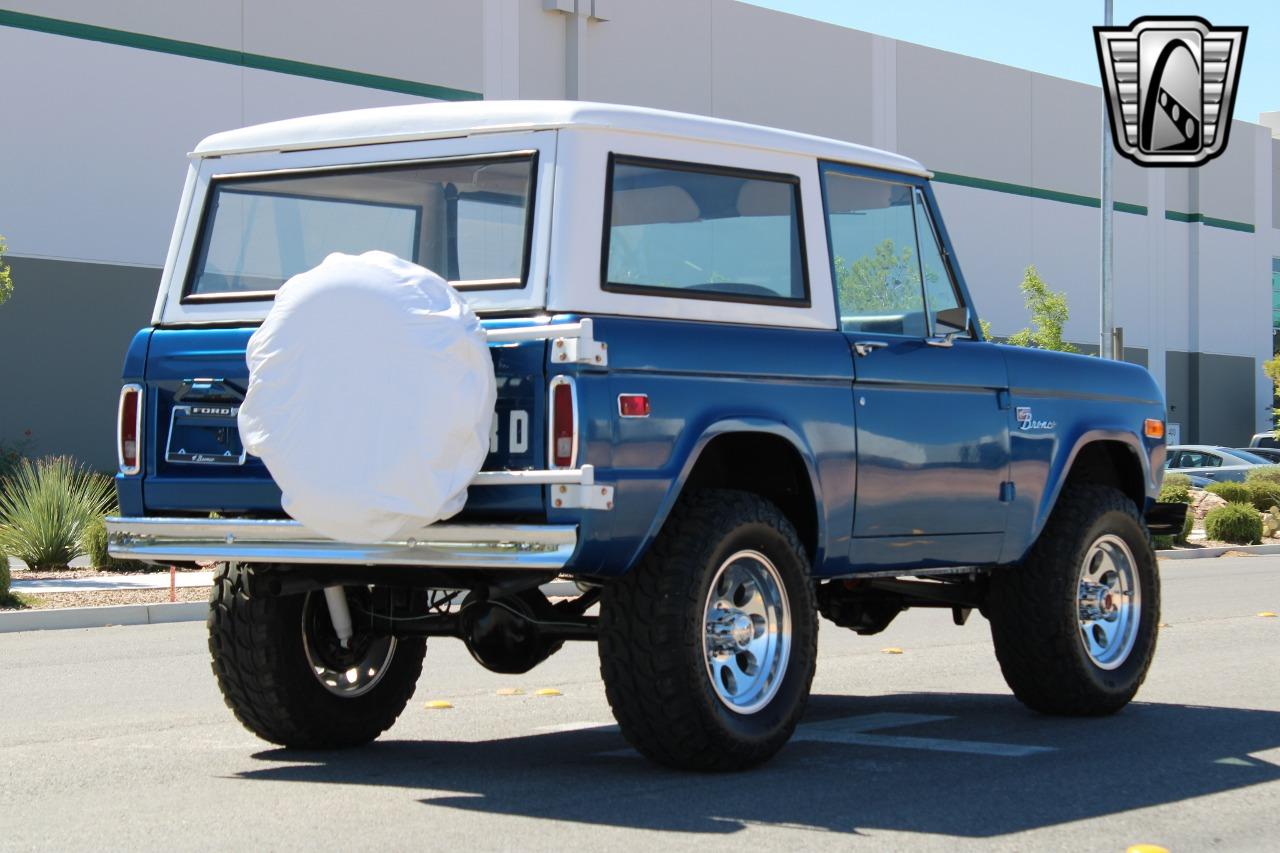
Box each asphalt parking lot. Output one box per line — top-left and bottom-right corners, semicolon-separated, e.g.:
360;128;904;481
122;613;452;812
1;556;1276;852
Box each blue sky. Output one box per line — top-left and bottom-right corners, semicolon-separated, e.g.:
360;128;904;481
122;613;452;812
743;1;1278;124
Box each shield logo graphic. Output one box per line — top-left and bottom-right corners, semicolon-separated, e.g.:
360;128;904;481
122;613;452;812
1094;17;1246;167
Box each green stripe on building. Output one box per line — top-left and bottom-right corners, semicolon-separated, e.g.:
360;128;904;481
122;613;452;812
931;171;1148;216
1163;210;1255;233
0;8;482;101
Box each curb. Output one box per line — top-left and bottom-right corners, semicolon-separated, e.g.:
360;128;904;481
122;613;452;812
1157;543;1280;560
0;580;587;634
0;601;206;634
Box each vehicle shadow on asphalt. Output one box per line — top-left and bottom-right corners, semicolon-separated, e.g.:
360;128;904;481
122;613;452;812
238;691;1280;837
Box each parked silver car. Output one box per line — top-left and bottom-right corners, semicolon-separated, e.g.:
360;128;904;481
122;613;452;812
1165;445;1270;483
1249;431;1279;449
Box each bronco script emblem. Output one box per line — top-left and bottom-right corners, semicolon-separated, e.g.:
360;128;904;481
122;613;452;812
1016;407;1057;432
1094;17;1246;167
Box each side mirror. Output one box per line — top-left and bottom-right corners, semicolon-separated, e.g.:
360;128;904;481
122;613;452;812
935;306;970;334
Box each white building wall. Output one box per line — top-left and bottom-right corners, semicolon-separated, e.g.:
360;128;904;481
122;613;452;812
1;0;1277;462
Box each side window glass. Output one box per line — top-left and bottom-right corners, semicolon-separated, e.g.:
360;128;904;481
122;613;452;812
822;169;926;337
913;190;966;335
603;157;807;303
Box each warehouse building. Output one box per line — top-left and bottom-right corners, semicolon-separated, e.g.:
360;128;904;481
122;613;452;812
1;0;1277;468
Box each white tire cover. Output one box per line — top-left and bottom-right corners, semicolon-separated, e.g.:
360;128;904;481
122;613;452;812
238;251;496;543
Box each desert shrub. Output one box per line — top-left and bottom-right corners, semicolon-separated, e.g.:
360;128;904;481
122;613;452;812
1158;478;1191;504
82;516;153;572
1205;481;1251;504
1246;480;1280;513
1162;472;1192;491
1203;503;1262;545
0;456;115;570
0;546;10;598
1180;506;1195;543
1151;534;1173;549
1244;465;1280;485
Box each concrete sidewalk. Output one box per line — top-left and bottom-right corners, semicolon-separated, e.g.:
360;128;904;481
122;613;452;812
10;571;214;595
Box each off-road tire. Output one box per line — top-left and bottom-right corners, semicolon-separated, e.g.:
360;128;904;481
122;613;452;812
207;563;425;748
987;484;1159;715
599;489;818;771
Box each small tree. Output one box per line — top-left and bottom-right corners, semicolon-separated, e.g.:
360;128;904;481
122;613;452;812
1005;265;1077;352
1262;354;1280;440
0;235;12;307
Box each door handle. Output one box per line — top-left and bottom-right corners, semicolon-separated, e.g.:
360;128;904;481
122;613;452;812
853;341;888;357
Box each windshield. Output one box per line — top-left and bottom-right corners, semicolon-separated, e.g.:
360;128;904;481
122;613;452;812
185;153;535;299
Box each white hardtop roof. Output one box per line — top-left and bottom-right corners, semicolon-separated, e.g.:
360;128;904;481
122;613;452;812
193;100;929;177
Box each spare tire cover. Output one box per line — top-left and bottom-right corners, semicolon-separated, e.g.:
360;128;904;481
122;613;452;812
238;251;496;543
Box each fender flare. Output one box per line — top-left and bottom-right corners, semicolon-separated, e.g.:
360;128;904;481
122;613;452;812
1032;427;1154;540
621;417;828;574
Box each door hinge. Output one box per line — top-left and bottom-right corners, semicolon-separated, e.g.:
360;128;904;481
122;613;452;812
999;481;1016;503
552;318;608;366
996;390;1011;410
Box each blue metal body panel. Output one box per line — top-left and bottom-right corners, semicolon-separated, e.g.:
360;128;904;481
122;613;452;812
115;166;1166;581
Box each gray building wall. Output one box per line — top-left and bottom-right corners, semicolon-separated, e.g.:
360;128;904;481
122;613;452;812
0;257;158;469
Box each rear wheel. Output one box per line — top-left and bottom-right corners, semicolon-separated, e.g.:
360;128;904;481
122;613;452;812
208;563;425;748
599;490;818;771
987;484;1159;715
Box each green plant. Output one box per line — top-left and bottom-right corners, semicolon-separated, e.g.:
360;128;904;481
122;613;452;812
1005;266;1078;352
83;516;153;572
1179;504;1195;543
0;456;115;570
1245;465;1280;485
0;235;12;307
0;544;10;598
1205;481;1250;504
1159;473;1192;504
1203;503;1262;545
1263;355;1280;441
1246;480;1280;513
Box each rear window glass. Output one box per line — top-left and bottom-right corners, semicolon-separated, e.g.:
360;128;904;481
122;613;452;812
186;153;535;300
602;156;808;304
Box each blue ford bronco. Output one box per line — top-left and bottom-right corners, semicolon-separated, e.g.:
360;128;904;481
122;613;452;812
107;102;1184;770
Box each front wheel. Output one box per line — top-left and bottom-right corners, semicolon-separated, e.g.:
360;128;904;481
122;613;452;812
987;484;1160;715
598;490;818;771
207;563;425;748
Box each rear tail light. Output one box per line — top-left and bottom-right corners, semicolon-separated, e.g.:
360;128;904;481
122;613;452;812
117;384;143;475
548;375;578;468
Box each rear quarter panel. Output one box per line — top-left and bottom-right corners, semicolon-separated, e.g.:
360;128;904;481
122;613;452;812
559;316;855;579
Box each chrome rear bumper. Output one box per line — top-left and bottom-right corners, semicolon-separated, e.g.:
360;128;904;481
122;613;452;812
105;517;577;570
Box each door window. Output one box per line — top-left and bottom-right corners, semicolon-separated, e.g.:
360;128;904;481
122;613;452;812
822;169;926;336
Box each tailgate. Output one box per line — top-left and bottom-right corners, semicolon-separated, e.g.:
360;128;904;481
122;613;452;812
137;325;547;518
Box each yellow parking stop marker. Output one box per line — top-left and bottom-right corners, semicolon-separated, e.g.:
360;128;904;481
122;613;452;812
1126;845;1170;853
881;647;904;655
497;688;524;696
423;700;454;710
1259;611;1277;618
535;688;562;696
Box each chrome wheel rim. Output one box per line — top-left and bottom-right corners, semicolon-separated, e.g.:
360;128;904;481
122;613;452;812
1076;534;1141;670
702;550;791;714
301;590;397;698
